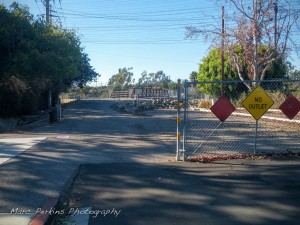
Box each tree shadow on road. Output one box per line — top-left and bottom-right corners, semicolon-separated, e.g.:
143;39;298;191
63;161;300;225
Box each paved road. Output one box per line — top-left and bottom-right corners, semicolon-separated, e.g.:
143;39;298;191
64;160;300;225
0;100;176;224
0;99;299;225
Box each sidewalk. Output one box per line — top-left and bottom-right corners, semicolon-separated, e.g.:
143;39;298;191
0;137;47;225
0;138;46;165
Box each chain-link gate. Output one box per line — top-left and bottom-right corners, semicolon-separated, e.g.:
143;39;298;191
176;79;300;161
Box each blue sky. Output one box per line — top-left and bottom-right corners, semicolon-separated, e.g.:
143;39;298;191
2;0;300;86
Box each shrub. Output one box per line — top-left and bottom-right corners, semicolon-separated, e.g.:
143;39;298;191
197;100;212;109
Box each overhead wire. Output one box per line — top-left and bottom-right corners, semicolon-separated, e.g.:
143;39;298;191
56;1;67;27
60;2;218;44
34;0;43;15
49;0;299;46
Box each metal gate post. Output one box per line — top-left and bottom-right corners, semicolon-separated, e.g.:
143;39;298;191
176;79;181;161
182;80;188;161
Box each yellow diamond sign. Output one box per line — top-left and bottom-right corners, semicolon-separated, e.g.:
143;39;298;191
242;86;274;120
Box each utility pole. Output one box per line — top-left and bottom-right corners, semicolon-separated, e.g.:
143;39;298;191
221;6;225;95
44;0;62;122
274;0;278;49
273;0;278;79
46;0;50;24
45;0;52;109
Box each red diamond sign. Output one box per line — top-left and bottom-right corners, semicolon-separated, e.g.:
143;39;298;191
279;95;300;120
210;95;235;122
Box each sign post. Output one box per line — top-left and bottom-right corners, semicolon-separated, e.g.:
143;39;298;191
242;86;274;154
254;120;258;154
176;79;181;161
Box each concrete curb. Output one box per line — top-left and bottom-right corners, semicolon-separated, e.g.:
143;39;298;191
29;198;58;225
44;164;81;225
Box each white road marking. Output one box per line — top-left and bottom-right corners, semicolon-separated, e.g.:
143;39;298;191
56;135;70;139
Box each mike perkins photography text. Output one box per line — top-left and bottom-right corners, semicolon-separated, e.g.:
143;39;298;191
11;207;121;218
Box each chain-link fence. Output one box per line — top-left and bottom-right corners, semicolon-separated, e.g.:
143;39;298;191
60;87;111;103
176;79;300;161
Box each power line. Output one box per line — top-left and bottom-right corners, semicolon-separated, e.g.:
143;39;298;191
48;1;217;45
61;12;203;22
34;0;42;15
36;0;299;48
57;1;67;27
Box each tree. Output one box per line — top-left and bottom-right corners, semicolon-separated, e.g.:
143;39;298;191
288;68;300;80
196;47;289;98
0;3;40;116
73;53;99;88
186;0;300;90
189;71;198;82
137;71;152;87
287;66;300;90
169;81;178;90
0;3;99;116
197;48;248;99
108;67;134;89
137;70;170;88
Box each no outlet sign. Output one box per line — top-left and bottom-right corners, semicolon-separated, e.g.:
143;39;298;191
242;86;274;120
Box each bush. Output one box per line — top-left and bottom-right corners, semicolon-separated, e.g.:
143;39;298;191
0;76;26;117
197;100;212;109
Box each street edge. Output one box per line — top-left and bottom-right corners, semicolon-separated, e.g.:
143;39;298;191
29;198;58;225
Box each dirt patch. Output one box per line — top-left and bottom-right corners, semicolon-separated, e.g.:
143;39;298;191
0;118;18;132
188;152;300;163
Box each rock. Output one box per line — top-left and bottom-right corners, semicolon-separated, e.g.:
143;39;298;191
112;99;178;114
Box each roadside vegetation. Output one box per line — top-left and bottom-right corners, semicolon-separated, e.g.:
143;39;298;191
186;0;300;100
1;1;299;119
0;3;98;118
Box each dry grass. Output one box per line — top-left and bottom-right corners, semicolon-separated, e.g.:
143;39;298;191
61;99;76;104
197;100;212;109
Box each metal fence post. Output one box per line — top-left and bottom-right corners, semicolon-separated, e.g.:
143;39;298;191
181;79;300;158
176;79;181;161
182;80;188;161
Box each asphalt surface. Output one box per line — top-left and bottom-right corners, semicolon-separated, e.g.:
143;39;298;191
0;100;176;224
0;99;299;225
64;160;300;225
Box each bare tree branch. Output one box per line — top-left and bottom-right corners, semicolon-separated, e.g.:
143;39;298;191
185;0;299;86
